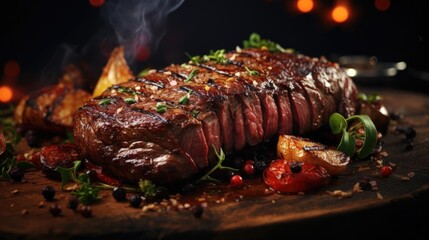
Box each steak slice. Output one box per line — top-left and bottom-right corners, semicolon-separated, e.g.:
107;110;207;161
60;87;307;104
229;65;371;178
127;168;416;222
74;48;358;185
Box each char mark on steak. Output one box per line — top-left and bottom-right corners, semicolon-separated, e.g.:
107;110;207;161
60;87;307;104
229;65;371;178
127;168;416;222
73;48;358;185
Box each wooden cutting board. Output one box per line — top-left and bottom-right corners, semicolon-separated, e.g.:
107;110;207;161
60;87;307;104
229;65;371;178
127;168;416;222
1;87;429;240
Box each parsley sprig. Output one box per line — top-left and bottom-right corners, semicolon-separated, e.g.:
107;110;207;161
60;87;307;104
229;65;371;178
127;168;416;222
329;113;377;159
243;33;293;53
187;49;229;64
197;146;238;183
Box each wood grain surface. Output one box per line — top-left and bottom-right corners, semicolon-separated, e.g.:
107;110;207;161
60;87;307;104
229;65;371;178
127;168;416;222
1;87;428;240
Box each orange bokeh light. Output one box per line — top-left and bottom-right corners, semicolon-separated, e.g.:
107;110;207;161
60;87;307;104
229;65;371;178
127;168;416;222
4;60;20;78
331;6;349;23
297;0;314;13
0;86;13;103
375;0;390;11
89;0;105;8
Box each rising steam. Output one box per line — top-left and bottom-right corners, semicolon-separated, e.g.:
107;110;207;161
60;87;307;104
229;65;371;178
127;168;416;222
103;0;184;63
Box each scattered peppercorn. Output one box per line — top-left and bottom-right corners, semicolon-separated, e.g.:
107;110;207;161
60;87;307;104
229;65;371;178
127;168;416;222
79;205;93;218
9;168;24;182
42;186;55;201
85;170;98;184
191;204;204;218
129;194;142;208
112;187;127;202
253;160;267;173
358;177;372;191
25;130;42;148
67;197;79;210
181;183;196;194
49;204;61;217
289;162;302;173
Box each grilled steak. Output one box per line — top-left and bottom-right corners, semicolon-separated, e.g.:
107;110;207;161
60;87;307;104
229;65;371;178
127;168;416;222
73;48;358;185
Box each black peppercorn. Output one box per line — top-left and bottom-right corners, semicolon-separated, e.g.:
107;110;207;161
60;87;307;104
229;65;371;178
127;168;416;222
42;186;55;201
49;204;61;217
67;197;79;210
79;205;92;218
289;162;302;173
112;187;127;202
129;194;142;208
9;168;24;182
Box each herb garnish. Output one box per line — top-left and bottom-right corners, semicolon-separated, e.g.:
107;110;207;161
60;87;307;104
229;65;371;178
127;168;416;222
245;66;259;76
358;93;381;103
184;69;199;83
156;102;169;113
197;146;238;183
124;98;137;104
243;33;293;53
179;90;193;105
329;113;377;158
98;99;111;106
187;49;229;64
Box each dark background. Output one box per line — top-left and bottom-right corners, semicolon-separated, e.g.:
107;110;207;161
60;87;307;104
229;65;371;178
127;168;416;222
1;0;428;98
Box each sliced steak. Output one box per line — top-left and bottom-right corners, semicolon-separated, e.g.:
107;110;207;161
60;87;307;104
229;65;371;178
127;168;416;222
74;48;358;185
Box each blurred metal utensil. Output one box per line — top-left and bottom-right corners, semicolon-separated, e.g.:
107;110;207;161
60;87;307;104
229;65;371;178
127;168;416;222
338;55;406;79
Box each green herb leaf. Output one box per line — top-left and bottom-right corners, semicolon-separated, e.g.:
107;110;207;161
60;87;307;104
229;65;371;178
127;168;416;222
156;102;168;113
329;113;378;159
138;179;157;198
243;33;293;53
98;99;111;106
179;90;192;105
55;160;81;189
184;69;199;83
186;49;228;65
244;66;259;76
347;115;378;159
337;129;356;157
329;113;348;134
16;161;35;169
124;98;136;104
197;145;238;183
72;174;101;205
191;110;199;118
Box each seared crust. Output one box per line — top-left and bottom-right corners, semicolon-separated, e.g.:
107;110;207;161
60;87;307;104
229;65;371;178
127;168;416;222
73;48;358;185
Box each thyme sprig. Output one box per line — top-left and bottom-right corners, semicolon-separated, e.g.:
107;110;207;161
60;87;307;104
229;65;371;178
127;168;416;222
197;146;238;183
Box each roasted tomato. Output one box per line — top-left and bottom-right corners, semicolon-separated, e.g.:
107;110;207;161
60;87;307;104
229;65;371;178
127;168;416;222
263;160;330;193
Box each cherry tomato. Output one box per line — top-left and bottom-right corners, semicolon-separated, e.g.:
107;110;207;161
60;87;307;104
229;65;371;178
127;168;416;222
263;160;330;193
243;162;255;176
380;165;393;178
230;174;243;187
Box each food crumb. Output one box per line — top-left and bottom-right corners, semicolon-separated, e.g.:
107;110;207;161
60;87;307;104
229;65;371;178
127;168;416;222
298;192;305;196
38;201;45;208
353;182;362;193
10;203;14;207
369;180;378;191
407;172;415;178
400;176;410;181
21;209;28;215
11;189;19;194
329;190;352;198
271;200;276;204
376;192;384;200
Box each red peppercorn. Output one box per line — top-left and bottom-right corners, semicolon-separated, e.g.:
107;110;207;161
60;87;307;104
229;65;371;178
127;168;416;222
380;165;393;178
230;174;243;187
49;204;61;217
243;163;255;176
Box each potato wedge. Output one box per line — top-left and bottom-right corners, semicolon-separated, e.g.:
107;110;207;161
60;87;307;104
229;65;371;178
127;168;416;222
92;46;134;97
277;135;350;176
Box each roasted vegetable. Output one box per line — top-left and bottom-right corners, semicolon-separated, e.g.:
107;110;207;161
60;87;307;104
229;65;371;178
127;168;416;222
277;135;350;176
